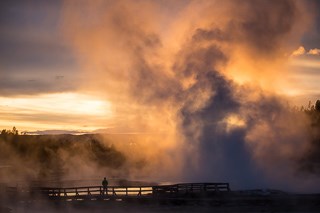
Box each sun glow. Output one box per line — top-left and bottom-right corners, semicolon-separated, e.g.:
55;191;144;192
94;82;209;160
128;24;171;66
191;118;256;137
0;92;112;132
223;114;246;133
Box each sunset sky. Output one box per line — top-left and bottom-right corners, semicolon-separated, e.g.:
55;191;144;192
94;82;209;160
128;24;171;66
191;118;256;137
2;0;320;192
0;0;320;133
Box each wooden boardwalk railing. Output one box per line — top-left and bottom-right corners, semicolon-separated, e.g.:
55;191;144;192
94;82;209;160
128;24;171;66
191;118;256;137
37;185;154;198
153;183;230;196
6;183;230;201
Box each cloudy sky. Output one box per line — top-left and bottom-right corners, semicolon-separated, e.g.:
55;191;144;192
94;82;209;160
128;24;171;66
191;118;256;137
0;0;111;132
0;0;320;133
2;0;320;192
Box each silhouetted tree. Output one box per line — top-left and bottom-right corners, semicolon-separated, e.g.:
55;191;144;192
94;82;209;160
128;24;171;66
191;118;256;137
0;127;19;135
298;100;320;174
12;126;18;135
316;100;320;112
0;129;7;135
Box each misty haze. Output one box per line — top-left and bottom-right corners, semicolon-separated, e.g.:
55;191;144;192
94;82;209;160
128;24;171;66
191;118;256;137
1;0;320;212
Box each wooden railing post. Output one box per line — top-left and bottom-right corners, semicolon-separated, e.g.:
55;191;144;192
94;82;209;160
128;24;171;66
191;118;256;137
152;186;155;196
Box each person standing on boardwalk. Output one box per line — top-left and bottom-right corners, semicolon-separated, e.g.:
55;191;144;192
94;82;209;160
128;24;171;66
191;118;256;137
102;177;108;195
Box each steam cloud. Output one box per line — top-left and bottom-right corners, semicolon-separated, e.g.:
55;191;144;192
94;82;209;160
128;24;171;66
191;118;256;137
61;0;319;191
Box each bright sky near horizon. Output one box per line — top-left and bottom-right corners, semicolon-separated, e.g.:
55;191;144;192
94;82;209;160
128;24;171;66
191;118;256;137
1;0;320;134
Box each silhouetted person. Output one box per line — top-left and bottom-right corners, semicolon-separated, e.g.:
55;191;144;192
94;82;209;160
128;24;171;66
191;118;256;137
102;177;108;195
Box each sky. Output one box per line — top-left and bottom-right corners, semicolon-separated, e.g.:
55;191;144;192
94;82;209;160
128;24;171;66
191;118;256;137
0;0;111;132
0;0;319;134
1;0;320;192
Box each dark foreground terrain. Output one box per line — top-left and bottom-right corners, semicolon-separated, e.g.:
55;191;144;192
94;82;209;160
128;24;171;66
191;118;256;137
1;191;320;213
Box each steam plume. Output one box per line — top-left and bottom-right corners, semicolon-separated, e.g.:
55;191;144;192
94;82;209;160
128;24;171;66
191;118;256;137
61;0;319;191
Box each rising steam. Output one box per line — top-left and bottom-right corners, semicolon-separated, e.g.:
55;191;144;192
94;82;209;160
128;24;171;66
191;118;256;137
59;0;319;191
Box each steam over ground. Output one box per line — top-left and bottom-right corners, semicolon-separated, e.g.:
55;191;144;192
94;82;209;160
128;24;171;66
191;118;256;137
1;0;319;193
61;0;320;191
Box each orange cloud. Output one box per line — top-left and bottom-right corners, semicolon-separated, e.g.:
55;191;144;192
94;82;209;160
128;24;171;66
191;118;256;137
291;46;306;56
308;48;320;55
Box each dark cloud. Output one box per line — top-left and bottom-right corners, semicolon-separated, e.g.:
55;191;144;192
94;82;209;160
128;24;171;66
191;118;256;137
0;0;62;27
192;28;228;42
236;0;297;54
0;35;75;69
301;0;320;48
0;0;79;96
0;75;78;96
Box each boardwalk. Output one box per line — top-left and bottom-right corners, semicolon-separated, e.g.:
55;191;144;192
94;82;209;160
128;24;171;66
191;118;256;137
3;183;320;212
5;182;230;202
